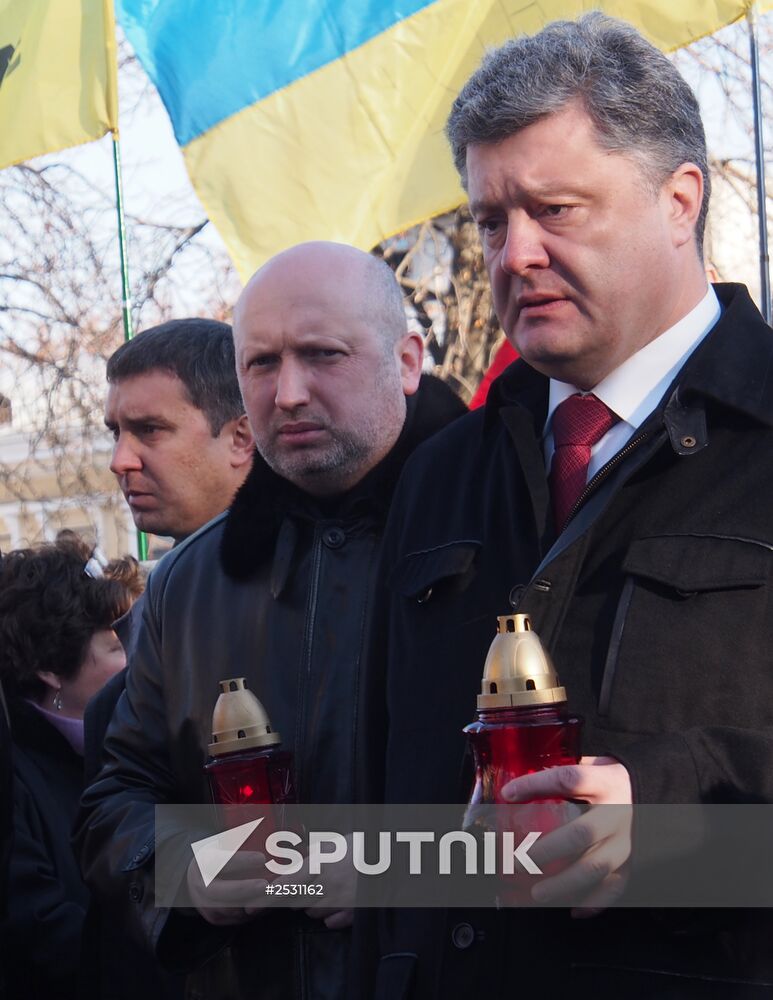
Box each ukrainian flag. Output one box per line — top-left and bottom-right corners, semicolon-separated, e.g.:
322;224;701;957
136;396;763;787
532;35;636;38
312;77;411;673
0;0;118;170
117;0;769;281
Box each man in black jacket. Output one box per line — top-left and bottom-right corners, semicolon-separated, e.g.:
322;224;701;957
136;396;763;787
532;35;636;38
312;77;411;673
83;319;256;999
373;12;773;999
76;242;466;1000
87;318;255;773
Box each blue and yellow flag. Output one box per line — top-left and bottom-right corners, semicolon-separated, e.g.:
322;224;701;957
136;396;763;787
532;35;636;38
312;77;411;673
117;0;770;280
0;0;118;170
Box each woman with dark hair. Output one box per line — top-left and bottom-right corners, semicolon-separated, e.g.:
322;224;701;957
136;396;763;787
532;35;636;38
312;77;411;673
0;542;134;999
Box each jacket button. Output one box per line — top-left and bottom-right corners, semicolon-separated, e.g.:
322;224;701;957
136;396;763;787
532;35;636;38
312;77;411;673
128;882;143;903
322;527;345;549
451;922;475;949
680;435;697;449
509;584;525;608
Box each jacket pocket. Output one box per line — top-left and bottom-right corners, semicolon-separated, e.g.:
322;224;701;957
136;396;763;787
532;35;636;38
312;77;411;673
387;539;489;758
598;533;772;725
390;540;481;604
623;534;769;594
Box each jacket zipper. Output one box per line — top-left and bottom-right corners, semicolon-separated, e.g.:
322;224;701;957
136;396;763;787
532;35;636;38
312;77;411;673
560;427;663;533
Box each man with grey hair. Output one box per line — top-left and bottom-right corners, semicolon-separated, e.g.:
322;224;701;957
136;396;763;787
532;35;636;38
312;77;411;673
76;242;466;1000
373;13;773;998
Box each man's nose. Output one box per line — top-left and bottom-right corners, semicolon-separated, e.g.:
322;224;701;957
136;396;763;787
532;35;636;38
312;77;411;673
274;359;311;411
500;213;550;275
110;434;142;476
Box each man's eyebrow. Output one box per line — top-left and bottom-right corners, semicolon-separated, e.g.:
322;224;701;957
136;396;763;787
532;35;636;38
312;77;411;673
470;184;591;216
468;198;497;217
104;414;174;430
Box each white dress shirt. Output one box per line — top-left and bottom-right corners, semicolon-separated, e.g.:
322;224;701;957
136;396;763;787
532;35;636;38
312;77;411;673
543;285;721;480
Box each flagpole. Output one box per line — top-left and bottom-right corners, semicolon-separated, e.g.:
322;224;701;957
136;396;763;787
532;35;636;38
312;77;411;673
111;129;148;561
111;131;133;342
747;2;771;325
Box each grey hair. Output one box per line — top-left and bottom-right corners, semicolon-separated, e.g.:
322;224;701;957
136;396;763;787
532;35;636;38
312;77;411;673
446;12;710;254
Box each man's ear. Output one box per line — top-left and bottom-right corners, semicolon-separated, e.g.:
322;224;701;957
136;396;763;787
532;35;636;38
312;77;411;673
397;331;424;396
665;162;704;250
225;414;255;468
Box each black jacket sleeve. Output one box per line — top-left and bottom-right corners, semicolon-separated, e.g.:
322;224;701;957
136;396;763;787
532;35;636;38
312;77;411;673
6;766;86;979
74;573;230;969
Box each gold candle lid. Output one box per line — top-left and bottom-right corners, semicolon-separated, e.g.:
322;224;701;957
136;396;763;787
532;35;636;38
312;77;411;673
208;677;281;755
477;614;567;710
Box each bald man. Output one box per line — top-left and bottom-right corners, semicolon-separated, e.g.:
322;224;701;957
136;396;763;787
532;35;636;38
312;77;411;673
76;243;466;1000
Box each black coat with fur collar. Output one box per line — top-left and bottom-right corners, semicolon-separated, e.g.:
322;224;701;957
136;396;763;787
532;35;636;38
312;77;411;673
76;374;465;1000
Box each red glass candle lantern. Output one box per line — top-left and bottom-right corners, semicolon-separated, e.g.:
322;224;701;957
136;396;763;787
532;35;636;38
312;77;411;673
464;613;582;805
205;677;296;810
463;614;583;901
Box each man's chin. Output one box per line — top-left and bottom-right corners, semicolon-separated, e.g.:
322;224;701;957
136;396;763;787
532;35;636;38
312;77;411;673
510;333;589;384
281;465;342;492
131;515;173;539
270;456;360;496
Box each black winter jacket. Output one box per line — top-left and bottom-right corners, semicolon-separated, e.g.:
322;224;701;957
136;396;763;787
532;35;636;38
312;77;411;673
374;285;773;998
75;375;465;1000
3;698;88;1000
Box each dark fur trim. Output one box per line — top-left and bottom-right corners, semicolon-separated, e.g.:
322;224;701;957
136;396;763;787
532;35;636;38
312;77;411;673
220;375;466;581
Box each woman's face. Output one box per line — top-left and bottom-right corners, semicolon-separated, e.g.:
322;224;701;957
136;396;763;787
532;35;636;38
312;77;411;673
59;629;126;719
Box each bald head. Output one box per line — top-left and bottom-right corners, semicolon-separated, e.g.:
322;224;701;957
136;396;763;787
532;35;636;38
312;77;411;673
235;242;407;354
233;241;423;495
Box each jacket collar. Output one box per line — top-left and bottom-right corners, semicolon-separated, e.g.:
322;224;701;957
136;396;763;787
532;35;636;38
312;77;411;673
483;283;773;432
678;283;773;427
484;352;547;434
9;696;82;760
220;374;467;581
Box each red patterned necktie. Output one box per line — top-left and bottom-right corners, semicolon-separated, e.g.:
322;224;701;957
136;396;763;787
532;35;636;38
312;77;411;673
549;393;619;532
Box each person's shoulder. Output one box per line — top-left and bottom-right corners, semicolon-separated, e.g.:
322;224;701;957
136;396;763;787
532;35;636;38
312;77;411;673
403;406;486;475
413;373;468;431
146;513;227;592
9;701;81;781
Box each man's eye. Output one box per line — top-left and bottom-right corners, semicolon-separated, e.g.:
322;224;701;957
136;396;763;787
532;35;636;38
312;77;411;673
248;355;277;368
301;347;343;361
476;218;502;235
542;204;570;218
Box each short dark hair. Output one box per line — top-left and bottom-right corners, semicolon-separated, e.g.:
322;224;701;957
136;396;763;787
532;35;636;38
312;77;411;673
446;12;710;254
0;542;133;702
106;319;244;434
